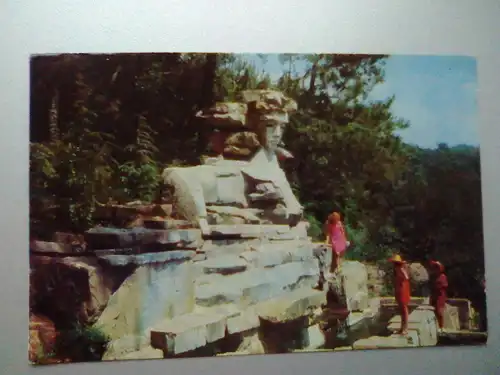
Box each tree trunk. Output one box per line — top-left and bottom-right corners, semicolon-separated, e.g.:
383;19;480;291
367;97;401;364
308;60;318;96
196;53;218;156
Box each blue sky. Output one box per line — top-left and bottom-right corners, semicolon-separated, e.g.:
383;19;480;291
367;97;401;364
243;54;478;149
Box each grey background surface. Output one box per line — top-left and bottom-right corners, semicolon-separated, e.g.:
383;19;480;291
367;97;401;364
1;1;498;374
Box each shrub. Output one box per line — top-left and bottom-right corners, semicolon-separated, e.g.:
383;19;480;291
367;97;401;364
55;323;110;362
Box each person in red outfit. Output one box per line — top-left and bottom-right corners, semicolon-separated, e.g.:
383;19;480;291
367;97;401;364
389;254;411;335
324;212;350;275
429;260;449;333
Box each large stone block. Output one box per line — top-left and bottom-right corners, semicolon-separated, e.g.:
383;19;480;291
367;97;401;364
388;306;438;346
194;268;275;308
194;260;319;309
150;308;233;355
256;288;327;323
94;257;195;341
239;241;314;268
196;282;243;306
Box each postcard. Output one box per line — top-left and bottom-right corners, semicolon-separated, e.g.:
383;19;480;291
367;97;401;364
29;52;487;365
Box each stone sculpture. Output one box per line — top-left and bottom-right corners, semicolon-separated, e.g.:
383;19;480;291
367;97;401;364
162;90;303;234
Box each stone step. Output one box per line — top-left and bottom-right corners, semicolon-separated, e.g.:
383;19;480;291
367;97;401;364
85;227;202;251
195;255;249;276
239;241;314;268
150;308;231;355
387;305;438;346
352;334;417;349
97;250;196;266
207;224;291;239
150;287;327;355
194;261;319;308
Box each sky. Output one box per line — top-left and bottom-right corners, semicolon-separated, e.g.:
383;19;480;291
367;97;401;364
243;54;478;149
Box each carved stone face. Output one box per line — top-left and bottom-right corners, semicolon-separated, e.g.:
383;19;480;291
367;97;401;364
266;123;284;151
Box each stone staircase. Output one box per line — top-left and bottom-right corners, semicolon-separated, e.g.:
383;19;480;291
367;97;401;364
93;222;338;359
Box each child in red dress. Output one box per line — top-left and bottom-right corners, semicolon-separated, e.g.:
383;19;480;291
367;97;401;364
324;212;350;275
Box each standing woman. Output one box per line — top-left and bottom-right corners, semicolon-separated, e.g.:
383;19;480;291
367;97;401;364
324;212;349;274
389;254;411;335
429;260;449;333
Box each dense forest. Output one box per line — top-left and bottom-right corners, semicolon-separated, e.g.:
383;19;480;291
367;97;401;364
29;53;486;324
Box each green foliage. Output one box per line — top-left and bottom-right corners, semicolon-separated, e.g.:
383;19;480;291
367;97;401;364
115;161;160;203
55;323;110;362
304;211;323;241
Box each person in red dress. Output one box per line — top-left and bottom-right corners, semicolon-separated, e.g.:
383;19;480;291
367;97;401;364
324;212;350;275
429;260;448;333
389;254;411;335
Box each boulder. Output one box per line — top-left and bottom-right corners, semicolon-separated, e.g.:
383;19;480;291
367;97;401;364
408;262;430;296
30;255;115;324
340;261;369;312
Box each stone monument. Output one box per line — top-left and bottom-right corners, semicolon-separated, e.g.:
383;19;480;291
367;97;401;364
162;90;303;235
